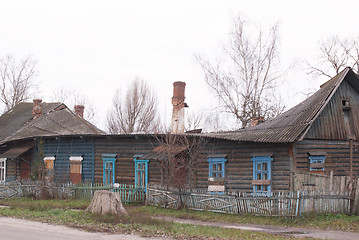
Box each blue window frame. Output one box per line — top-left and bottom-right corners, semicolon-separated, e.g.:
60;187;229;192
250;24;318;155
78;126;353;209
208;155;227;178
309;155;326;171
251;155;273;195
102;154;116;185
134;154;149;190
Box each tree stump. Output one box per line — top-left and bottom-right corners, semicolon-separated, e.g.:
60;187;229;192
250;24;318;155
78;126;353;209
86;190;128;216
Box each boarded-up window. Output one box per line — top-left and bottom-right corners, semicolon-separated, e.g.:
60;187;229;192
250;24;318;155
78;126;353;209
44;156;55;170
70;156;83;184
43;156;55;181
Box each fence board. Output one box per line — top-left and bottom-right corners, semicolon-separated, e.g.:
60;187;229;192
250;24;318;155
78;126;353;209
147;184;352;216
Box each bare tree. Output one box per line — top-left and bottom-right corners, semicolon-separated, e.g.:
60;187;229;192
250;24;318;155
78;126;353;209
50;86;96;123
307;36;359;78
154;133;207;190
185;110;204;132
197;16;285;129
106;78;161;134
0;55;38;112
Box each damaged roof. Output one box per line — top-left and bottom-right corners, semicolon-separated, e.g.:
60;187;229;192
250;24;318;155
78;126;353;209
203;67;358;143
0;102;104;144
138;144;188;161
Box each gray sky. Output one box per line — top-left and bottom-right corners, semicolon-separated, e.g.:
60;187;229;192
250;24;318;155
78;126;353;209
0;0;357;131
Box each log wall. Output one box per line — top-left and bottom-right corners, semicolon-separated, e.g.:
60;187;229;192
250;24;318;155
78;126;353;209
94;136;292;192
295;139;359;176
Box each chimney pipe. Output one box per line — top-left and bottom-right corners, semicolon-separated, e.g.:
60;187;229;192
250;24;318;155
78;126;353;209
74;105;85;118
32;99;42;119
171;81;186;134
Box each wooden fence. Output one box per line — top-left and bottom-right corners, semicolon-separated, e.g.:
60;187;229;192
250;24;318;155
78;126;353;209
72;183;146;204
0;181;146;204
0;181;73;199
146;185;352;216
293;172;355;192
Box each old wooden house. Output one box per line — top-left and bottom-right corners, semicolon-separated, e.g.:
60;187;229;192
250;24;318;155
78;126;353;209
91;68;359;195
0;99;104;184
1;67;359;196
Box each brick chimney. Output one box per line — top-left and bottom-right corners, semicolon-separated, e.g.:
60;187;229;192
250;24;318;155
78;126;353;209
32;99;42;119
74;105;85;118
171;81;187;134
252;116;265;126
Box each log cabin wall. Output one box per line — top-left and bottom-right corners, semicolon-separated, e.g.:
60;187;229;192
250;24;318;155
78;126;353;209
42;137;95;183
191;138;292;192
295;139;359;177
5;157;16;181
297;73;359;177
94;136;292;191
94;136;159;184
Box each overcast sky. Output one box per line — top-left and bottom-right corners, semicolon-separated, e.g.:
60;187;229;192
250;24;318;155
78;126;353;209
0;0;358;131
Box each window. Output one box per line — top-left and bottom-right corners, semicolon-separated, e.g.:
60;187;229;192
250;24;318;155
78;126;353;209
308;152;326;172
0;158;6;183
134;154;148;190
102;154;116;185
207;154;227;179
251;155;273;195
69;156;83;184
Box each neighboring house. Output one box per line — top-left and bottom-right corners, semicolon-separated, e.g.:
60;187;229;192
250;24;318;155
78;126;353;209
92;67;359;195
0;99;104;184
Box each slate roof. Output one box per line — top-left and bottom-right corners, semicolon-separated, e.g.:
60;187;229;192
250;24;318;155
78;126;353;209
0;102;104;144
203;67;357;143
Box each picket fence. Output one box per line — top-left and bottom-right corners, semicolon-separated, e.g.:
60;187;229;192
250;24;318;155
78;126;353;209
72;183;146;204
0;181;73;199
0;181;146;204
146;185;352;216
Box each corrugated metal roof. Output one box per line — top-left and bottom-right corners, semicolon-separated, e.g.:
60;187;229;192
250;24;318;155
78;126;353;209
139;145;188;161
202;68;353;143
0;142;34;158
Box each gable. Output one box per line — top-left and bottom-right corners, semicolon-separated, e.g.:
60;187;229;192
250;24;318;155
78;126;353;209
305;74;359;140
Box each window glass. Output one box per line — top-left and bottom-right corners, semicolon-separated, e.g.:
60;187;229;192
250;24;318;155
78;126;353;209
251;156;273;195
208;157;227;178
309;155;326;171
0;158;5;182
134;157;148;189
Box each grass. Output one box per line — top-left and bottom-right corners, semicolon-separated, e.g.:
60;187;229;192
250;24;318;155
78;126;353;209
0;197;296;240
0;197;90;210
134;206;359;232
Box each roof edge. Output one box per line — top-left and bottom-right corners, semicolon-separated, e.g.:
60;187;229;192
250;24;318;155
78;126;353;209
297;67;350;141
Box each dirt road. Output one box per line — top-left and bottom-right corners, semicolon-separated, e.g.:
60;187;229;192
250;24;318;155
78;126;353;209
0;217;170;240
157;216;359;240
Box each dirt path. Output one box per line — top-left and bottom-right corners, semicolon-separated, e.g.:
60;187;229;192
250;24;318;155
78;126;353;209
156;216;359;239
0;217;171;240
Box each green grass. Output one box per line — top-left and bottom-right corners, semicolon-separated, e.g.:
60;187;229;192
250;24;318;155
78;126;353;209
134;206;359;232
0;197;296;239
0;197;90;210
